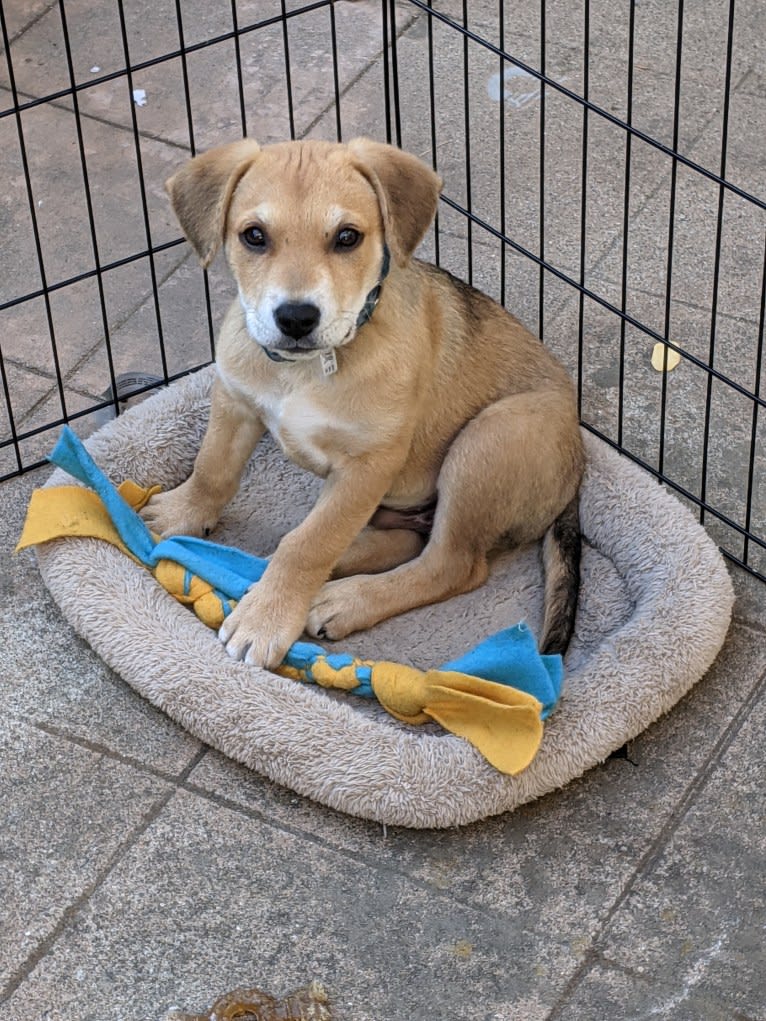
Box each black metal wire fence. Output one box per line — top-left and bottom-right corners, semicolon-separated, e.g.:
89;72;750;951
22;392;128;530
1;0;763;583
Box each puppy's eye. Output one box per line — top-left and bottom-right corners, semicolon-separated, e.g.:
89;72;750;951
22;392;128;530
241;226;267;250
335;227;362;250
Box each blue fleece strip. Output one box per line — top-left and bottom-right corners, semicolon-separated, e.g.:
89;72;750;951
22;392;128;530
354;665;374;698
49;427;269;601
440;621;563;718
50;427;157;563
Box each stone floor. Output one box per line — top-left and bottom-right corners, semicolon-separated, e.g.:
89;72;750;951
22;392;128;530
1;1;765;1018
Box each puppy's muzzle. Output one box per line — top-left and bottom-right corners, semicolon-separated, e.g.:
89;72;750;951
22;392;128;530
273;301;321;343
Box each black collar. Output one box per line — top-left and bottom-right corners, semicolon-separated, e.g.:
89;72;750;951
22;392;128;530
263;244;391;364
355;243;391;329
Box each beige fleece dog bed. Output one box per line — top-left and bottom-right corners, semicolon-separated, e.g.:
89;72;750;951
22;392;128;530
35;366;734;828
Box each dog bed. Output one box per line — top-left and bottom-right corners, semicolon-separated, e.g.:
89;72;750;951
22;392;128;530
34;366;733;828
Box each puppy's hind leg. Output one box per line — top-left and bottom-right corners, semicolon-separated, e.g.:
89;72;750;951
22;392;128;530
306;392;583;644
332;527;425;578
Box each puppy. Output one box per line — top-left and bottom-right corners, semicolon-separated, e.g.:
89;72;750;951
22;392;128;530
142;138;584;669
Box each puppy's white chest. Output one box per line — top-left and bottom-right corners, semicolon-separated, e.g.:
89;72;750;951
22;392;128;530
258;390;358;474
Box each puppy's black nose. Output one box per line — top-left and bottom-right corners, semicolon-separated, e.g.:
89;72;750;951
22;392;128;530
273;302;321;340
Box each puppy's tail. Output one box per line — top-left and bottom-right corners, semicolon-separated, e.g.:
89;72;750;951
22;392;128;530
540;495;581;657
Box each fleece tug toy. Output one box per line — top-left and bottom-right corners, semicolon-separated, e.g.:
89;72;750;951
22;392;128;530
18;427;565;774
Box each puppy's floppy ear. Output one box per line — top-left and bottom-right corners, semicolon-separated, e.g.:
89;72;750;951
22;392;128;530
347;138;442;266
165;138;261;268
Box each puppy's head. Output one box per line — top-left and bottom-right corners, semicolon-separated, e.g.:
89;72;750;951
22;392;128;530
165;137;442;360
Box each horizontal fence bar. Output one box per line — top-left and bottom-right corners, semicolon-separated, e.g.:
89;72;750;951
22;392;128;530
0;239;187;313
0;362;210;462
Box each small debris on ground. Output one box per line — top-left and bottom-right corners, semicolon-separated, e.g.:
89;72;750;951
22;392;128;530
651;342;681;372
164;982;331;1021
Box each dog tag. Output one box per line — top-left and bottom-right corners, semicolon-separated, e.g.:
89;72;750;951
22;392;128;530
319;349;338;376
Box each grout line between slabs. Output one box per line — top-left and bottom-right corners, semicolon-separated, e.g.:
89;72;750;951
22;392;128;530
0;0;58;53
574;952;758;1021
0;744;208;1006
24;717;538;925
545;657;766;1020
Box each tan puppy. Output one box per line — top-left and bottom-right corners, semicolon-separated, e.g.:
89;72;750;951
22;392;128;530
142;138;584;669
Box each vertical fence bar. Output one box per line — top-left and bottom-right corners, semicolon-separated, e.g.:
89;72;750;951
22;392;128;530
538;0;546;339
699;0;736;525
498;3;507;305
231;0;249;137
743;238;765;567
115;0;169;383
658;0;685;476
388;0;402;147
173;0;217;361
58;0;120;420
462;0;473;284
280;0;296;140
425;0;441;266
173;1;197;151
576;0;590;417
618;0;637;447
329;1;342;141
381;0;392;144
0;348;20;473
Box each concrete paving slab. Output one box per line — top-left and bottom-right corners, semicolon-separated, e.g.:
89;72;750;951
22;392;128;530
308;7;727;349
181;624;765;1007
64;252;229;398
0;714;171;992
459;0;749;154
600;168;764;334
0;0;54;47
1;256;184;384
544;268;765;580
1;3;765;1018
0;363;54;465
0;104;45;307
593;668;766;1020
0;100;181;289
0;785;610;1021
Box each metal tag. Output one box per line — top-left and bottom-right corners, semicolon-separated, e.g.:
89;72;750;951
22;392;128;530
319;349;338;376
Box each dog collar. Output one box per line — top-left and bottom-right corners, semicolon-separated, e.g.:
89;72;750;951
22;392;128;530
356;243;391;329
262;244;391;364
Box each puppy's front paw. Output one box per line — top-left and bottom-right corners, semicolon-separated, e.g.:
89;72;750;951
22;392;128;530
218;586;306;670
140;482;220;539
306;578;370;641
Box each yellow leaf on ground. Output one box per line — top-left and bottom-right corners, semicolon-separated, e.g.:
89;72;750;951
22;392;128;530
651;342;682;372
